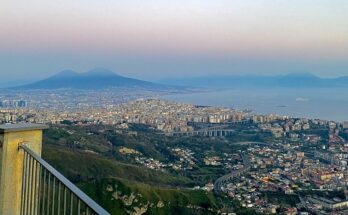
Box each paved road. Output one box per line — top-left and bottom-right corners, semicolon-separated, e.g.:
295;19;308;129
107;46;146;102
214;154;251;194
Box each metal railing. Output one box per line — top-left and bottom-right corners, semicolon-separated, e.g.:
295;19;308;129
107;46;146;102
20;145;110;215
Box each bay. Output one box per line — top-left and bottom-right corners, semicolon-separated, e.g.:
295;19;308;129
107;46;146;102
161;88;348;122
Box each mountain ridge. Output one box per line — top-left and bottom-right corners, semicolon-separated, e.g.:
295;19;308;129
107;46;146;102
159;73;348;89
11;70;348;90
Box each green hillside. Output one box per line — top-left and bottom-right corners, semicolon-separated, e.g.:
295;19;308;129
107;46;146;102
81;178;219;215
42;145;222;214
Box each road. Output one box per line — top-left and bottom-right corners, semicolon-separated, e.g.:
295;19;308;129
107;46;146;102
214;154;251;194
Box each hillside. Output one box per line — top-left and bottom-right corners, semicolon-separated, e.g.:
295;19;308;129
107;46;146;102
81;178;219;215
42;144;193;187
42;145;222;215
41;124;265;214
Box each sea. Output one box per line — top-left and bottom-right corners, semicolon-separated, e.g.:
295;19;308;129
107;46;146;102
161;88;348;122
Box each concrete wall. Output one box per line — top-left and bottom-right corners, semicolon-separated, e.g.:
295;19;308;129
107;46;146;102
0;124;45;215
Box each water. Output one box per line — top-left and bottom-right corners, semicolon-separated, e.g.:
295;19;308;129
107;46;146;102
162;88;348;122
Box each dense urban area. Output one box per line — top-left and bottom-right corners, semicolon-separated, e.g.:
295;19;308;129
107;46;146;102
2;89;348;215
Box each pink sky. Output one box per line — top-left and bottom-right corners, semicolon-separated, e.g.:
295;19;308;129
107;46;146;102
0;0;347;79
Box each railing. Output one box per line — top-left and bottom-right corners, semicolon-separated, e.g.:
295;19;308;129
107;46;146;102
19;144;110;215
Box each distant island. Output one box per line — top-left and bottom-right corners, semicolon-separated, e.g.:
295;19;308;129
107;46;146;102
159;73;348;89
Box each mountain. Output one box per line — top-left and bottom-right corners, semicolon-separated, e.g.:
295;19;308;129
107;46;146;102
159;73;348;89
51;69;79;78
15;68;168;90
14;70;348;90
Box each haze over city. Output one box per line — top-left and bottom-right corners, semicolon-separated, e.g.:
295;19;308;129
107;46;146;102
1;0;348;84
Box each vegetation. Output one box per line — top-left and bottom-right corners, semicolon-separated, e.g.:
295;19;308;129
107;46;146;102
42;145;223;214
81;178;220;215
42;145;193;187
261;191;300;207
41;123;277;214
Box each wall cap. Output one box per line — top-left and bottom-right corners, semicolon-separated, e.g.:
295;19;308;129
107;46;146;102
0;123;48;134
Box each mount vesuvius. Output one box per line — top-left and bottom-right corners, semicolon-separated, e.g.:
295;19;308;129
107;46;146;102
15;68;169;90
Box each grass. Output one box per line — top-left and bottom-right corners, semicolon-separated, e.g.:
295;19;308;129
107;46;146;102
80;177;220;215
42;144;193;187
42;144;223;214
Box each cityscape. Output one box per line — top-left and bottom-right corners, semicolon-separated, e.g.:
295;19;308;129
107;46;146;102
1;89;348;214
1;0;348;214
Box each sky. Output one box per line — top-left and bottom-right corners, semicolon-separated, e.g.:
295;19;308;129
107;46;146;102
0;0;348;83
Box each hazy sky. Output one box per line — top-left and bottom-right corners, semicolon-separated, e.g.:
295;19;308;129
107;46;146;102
1;0;348;81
